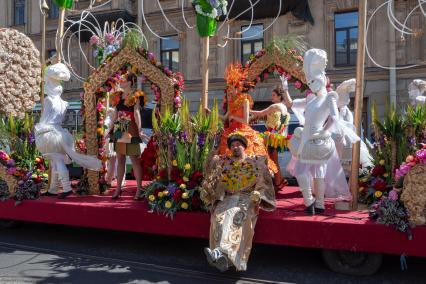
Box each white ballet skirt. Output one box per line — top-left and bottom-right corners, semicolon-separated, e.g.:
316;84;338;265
35;95;101;171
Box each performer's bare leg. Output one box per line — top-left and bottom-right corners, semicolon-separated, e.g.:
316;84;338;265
112;153;126;199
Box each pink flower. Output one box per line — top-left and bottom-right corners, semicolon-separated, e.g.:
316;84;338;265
395;162;412;180
285;74;292;80
6;167;17;175
295;80;302;89
416;149;426;163
305;90;313;96
6;159;15;166
174;96;182;105
263;72;269;79
104;33;115;45
256;76;261;82
89;35;100;46
147;52;155;60
406;155;414;163
389;190;399;201
96;102;105;112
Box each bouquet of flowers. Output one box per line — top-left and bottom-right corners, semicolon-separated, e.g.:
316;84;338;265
191;0;228;37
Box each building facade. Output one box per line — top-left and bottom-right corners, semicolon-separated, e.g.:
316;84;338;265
1;0;425;136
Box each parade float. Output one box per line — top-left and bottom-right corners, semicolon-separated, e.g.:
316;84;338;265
0;0;426;276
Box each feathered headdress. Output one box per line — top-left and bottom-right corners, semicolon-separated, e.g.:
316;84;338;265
225;63;249;91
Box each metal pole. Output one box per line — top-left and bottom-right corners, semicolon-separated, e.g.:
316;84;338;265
56;8;66;62
349;0;367;210
201;36;209;111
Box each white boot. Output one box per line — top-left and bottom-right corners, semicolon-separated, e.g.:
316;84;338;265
314;178;326;212
57;171;73;199
46;172;59;195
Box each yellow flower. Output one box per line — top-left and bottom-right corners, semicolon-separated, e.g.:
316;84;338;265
179;184;186;189
42;173;48;178
31;174;37;179
360;178;368;183
165;201;172;208
379;160;385;166
358;186;365;192
163;190;169;196
383;173;389;178
158;192;164;198
182;192;189;199
374;191;383;198
183;176;189;182
172;160;178;167
156;176;161;180
181;202;188;209
148;195;155;202
184;163;191;170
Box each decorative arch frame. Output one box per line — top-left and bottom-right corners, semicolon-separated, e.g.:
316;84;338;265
243;44;308;92
83;45;178;193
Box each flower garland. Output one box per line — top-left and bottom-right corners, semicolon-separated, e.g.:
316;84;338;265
221;157;258;192
243;49;309;94
191;0;228;19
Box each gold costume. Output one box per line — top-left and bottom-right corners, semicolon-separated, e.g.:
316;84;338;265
201;155;276;271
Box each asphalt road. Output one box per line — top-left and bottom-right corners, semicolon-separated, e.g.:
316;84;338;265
0;222;425;284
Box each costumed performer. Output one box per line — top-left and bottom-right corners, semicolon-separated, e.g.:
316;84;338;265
109;72;147;200
218;63;278;174
408;79;426;106
250;84;290;190
35;63;102;199
334;79;373;170
201;131;276;272
281;49;359;215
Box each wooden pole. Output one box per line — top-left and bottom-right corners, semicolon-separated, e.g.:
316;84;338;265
201;36;210;111
41;0;48;113
349;0;367;210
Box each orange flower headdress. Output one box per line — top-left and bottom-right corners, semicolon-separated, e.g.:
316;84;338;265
225;63;248;91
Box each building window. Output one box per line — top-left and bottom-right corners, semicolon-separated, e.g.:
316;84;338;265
14;0;25;25
160;35;179;71
335;11;358;66
241;24;264;63
48;0;59;18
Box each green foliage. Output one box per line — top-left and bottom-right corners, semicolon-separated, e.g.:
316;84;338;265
121;29;146;50
266;34;307;54
0;113;40;169
405;104;426;144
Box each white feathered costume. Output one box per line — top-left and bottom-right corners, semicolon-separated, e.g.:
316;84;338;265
35;63;101;195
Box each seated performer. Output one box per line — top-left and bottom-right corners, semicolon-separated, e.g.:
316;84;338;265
35;63;101;199
201;132;276;272
218;63;278;174
282;49;359;215
250;84;290;190
109;72;147;200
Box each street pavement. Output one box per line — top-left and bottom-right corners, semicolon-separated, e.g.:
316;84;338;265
0;222;425;283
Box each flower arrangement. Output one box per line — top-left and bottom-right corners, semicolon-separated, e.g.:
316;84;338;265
0;29;41;118
90;32;122;65
191;0;228;37
394;146;426;185
0;113;48;204
143;99;222;217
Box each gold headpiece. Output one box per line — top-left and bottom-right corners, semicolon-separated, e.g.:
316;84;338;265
227;130;248;148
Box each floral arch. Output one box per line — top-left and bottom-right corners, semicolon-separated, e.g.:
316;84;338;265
83;45;184;193
243;43;309;93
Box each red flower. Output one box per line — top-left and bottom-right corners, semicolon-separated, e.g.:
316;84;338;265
173;189;182;202
171;168;181;181
187;180;197;189
373;179;387;191
190;171;203;183
371;165;386;177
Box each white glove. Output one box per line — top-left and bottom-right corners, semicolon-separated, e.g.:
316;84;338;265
280;75;288;91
